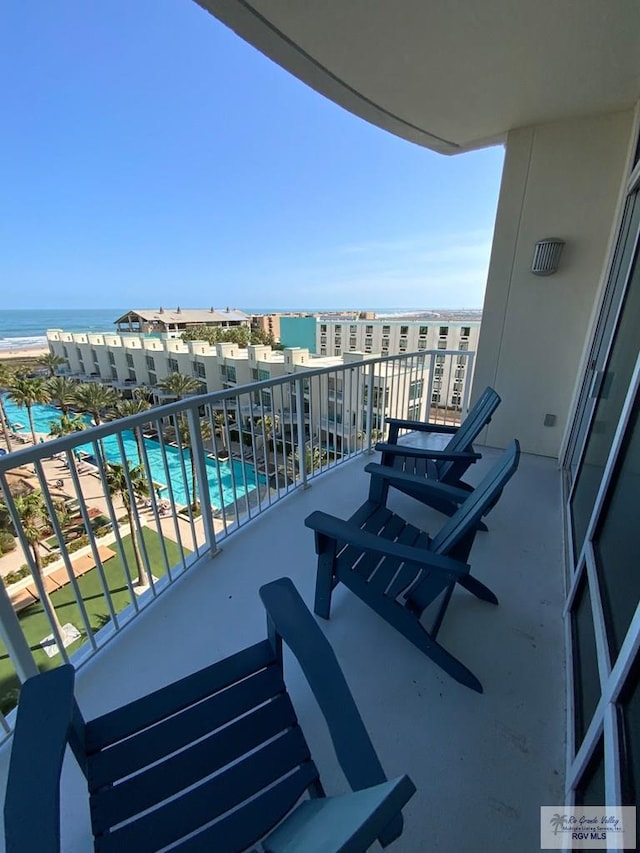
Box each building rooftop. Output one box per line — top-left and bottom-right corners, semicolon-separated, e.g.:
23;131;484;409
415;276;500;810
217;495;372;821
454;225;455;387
114;308;250;326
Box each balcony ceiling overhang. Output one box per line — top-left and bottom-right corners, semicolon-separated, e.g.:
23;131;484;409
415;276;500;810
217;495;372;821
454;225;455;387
195;0;640;154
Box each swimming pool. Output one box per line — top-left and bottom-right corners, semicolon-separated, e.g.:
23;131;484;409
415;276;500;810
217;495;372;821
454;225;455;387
1;396;265;509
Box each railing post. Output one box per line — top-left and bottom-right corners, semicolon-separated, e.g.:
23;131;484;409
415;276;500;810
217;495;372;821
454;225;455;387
365;367;375;453
426;352;436;424
186;406;218;556
0;582;38;684
294;377;308;488
461;351;475;419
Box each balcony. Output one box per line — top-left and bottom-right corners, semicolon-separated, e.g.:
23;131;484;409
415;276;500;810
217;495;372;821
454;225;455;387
0;351;564;850
0;440;564;851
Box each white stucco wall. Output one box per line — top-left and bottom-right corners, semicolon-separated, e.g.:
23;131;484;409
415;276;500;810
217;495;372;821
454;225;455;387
473;109;636;457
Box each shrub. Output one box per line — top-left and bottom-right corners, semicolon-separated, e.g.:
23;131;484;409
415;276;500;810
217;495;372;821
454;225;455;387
3;566;31;586
0;530;16;554
42;553;59;567
94;525;112;538
67;535;89;553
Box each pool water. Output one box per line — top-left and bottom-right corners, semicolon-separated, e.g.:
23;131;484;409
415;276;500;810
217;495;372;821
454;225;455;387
2;396;265;509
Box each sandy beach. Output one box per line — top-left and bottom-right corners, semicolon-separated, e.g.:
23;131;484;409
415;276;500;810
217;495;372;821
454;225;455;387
0;345;49;361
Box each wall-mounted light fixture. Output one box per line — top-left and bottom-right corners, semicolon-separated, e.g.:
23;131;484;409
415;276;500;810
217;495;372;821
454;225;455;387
531;239;565;276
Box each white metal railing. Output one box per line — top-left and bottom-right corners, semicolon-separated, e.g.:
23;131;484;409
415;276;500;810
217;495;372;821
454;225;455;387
0;348;474;735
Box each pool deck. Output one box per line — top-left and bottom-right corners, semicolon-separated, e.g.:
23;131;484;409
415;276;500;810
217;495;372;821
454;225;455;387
0;431;268;580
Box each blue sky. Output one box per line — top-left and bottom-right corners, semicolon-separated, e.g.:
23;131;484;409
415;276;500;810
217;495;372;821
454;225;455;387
0;0;504;311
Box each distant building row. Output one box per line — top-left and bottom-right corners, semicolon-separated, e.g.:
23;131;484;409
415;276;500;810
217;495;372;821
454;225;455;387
46;329;476;452
279;316;481;357
109;309;481;364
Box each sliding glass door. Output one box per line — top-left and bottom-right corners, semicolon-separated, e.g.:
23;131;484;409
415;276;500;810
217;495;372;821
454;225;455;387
564;162;640;809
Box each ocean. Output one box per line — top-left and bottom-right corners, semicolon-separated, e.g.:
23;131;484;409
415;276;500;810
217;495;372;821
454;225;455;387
0;308;125;351
0;307;458;351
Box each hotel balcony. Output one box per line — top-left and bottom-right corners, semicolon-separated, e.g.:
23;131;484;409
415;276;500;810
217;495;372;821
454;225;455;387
0;351;565;851
1;3;637;847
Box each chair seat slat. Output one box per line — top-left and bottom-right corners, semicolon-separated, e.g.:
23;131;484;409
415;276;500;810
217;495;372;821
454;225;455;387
168;764;320;853
91;693;297;832
95;728;315;853
405;571;451;616
86;639;275;751
351;513;407;581
89;664;284;789
387;532;430;600
368;521;423;597
338;504;394;572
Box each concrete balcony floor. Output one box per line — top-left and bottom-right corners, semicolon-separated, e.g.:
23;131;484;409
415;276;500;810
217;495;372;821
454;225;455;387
0;444;566;852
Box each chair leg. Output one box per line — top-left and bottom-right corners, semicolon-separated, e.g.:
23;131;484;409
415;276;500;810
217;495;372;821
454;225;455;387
390;604;483;693
343;573;483;692
314;554;335;619
457;574;498;604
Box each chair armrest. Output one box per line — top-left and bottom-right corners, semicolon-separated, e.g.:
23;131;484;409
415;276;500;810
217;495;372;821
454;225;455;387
365;463;473;504
260;578;415;846
385;417;458;436
304;511;469;577
375;442;481;462
5;665;76;853
259;580;387;784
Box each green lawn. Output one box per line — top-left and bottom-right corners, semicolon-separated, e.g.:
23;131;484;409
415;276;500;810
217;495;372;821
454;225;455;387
0;530;189;716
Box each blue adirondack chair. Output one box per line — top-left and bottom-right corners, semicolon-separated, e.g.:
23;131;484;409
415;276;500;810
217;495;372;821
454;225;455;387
305;441;520;693
4;578;415;853
374;386;501;518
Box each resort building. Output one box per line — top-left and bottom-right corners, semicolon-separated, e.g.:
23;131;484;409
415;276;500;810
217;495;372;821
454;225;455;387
2;5;640;852
114;307;250;336
250;311;380;345
45;329;439;451
47;330;309;395
280;315;481;357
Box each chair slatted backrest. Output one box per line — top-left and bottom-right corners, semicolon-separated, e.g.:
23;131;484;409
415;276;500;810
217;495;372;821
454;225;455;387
85;639;320;853
436;387;501;479
431;440;520;555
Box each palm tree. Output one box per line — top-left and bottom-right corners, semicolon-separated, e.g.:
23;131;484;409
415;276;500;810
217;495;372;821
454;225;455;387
49;412;87;439
74;383;117;426
133;385;151;402
49;413;87;474
14;491;65;636
38;352;66;377
289;444;327;477
213;411;229;455
157;372;200;400
47;375;78;417
0;364;15;453
255;414;278;472
6;376;51;444
256;414;274;432
105;462;149;588
113;397;151;463
74;383;117;469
